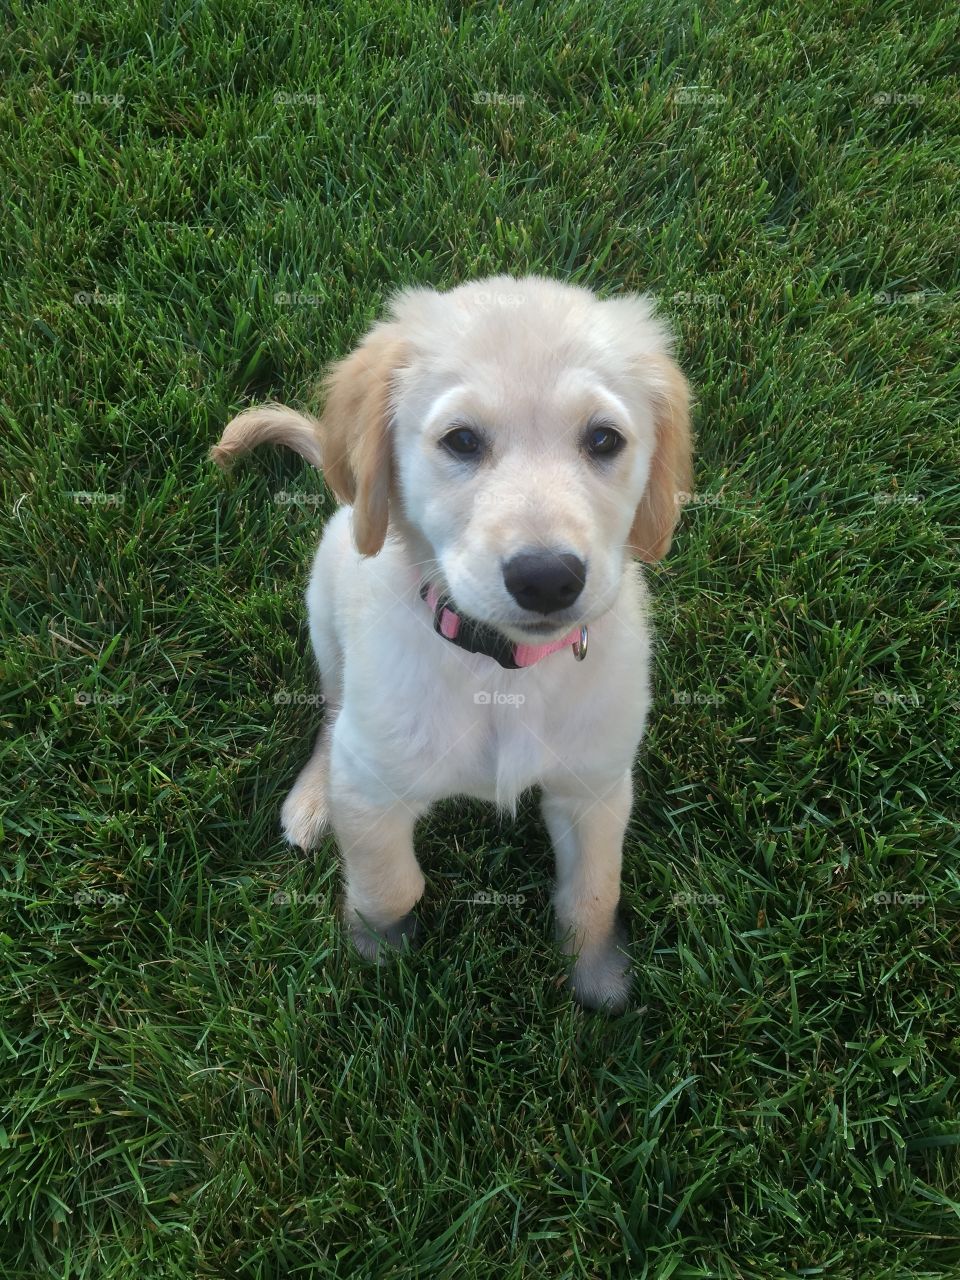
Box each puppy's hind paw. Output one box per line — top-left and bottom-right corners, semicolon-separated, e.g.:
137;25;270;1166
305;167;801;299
280;784;330;851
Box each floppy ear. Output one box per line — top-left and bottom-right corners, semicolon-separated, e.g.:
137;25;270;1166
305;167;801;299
627;355;693;562
318;325;407;556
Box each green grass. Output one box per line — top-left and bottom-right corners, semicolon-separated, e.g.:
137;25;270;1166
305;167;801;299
2;0;959;1275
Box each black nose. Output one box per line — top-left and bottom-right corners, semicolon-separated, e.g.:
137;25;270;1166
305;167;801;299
502;551;586;615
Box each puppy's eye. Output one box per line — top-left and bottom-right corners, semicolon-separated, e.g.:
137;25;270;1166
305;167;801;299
584;423;625;459
440;426;483;458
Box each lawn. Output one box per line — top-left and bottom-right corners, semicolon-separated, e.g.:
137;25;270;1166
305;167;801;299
2;1;959;1276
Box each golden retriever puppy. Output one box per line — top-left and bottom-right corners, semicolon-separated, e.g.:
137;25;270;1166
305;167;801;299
213;275;692;1012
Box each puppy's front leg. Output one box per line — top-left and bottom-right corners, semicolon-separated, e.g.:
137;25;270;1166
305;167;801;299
329;789;425;961
541;770;634;1012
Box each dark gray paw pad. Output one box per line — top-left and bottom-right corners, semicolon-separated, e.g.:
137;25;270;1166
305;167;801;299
569;938;632;1014
349;911;419;963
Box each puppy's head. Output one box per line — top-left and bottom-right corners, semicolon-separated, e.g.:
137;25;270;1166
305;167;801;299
310;276;692;644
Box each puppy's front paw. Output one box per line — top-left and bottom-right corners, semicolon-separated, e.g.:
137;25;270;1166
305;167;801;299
568;936;632;1014
280;783;330;850
348;910;419;963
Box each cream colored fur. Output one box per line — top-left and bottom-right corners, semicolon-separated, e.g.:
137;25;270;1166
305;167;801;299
213;275;692;1011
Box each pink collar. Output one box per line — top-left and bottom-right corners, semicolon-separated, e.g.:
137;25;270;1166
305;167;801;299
420;581;587;669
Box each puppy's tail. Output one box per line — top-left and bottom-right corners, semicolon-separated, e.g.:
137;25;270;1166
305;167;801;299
210;403;324;470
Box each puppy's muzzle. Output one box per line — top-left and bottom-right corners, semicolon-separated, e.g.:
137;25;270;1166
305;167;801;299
502;550;586;615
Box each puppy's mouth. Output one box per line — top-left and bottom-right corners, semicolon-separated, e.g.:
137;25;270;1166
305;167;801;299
514;618;573;637
500;609;587;646
423;575;585;645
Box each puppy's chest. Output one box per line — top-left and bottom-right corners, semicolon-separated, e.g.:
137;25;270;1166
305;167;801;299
476;694;549;789
347;603;651;802
426;680;563;802
381;654;640;803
